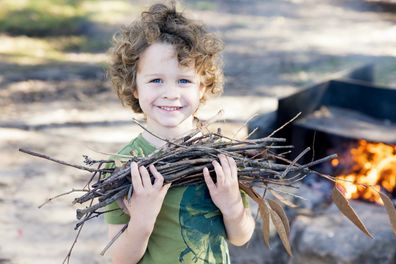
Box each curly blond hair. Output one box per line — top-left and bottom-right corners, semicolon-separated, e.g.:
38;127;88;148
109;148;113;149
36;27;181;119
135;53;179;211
107;2;224;113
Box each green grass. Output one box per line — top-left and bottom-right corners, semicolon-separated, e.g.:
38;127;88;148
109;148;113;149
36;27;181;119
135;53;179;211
0;0;95;37
50;35;112;53
0;0;136;54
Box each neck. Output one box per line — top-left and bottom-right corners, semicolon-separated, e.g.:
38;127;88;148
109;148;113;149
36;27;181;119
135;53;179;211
141;116;196;149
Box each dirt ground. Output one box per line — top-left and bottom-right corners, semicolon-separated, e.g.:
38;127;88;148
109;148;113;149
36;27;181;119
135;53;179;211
0;0;395;263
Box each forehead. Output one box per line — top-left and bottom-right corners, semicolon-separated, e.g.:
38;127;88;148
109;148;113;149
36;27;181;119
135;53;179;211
138;43;195;74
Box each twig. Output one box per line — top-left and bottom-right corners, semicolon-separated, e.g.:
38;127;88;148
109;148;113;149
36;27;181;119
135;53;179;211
232;113;258;138
19;148;97;172
100;224;128;256
266;112;301;138
38;189;88;208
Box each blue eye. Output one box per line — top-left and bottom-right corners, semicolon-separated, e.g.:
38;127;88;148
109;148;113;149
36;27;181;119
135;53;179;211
179;79;191;84
150;79;162;84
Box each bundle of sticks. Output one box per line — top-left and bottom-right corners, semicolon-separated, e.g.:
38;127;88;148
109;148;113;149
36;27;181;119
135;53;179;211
18;117;396;262
73;127;335;220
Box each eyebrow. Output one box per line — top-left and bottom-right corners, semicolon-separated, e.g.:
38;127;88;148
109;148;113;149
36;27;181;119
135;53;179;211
144;73;195;79
144;73;163;77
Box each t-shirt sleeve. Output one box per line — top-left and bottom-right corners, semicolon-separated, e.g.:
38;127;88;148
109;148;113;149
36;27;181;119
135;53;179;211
103;158;130;225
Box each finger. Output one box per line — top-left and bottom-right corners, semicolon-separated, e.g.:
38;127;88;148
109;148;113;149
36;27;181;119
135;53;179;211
122;197;131;208
212;160;224;185
161;182;172;193
139;166;152;188
227;156;238;180
149;164;164;189
130;162;143;192
203;167;216;192
159;183;172;199
121;198;131;215
219;154;231;182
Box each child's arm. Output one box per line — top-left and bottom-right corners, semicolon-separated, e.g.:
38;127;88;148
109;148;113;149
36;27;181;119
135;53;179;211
203;154;256;246
108;163;171;264
222;200;256;246
107;221;152;264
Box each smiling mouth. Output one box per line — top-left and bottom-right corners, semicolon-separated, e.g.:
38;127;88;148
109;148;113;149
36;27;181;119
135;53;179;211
157;106;183;111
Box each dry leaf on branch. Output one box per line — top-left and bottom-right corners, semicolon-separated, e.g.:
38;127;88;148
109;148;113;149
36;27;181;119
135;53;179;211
270;189;298;208
268;199;290;236
332;186;373;238
269;207;292;256
379;192;396;235
260;199;271;248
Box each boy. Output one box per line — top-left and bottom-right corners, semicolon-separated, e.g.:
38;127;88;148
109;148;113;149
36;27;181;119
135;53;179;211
105;2;255;263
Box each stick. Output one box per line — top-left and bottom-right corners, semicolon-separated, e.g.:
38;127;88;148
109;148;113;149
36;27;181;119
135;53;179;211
19;148;97;172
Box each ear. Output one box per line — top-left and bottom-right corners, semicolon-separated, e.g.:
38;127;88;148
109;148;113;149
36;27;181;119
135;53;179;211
199;84;206;100
133;89;139;99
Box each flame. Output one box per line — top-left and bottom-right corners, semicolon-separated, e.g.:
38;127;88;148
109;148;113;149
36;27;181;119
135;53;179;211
333;140;396;205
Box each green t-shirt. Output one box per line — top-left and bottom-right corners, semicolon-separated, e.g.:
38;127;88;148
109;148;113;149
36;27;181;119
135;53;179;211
104;134;249;264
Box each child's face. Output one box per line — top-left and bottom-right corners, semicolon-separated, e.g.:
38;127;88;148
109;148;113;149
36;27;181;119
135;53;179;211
135;42;205;132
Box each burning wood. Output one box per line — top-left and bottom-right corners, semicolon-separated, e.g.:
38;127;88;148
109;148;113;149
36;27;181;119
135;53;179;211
332;140;396;205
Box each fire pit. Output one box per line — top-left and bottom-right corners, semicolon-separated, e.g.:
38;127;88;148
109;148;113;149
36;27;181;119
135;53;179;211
279;65;396;204
247;64;396;263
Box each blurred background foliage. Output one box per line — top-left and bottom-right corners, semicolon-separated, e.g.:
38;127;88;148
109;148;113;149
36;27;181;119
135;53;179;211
0;0;92;37
0;0;137;55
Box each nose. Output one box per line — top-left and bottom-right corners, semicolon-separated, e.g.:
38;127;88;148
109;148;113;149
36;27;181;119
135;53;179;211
162;84;180;99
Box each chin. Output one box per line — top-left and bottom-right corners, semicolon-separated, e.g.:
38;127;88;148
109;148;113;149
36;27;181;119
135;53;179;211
155;116;192;128
158;121;184;128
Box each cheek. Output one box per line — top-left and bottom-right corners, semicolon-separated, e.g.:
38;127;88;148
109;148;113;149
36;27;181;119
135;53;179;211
136;95;153;113
185;90;202;108
137;89;156;103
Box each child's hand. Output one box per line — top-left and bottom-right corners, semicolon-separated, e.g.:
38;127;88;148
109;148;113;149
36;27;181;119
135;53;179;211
123;162;171;228
203;154;244;217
